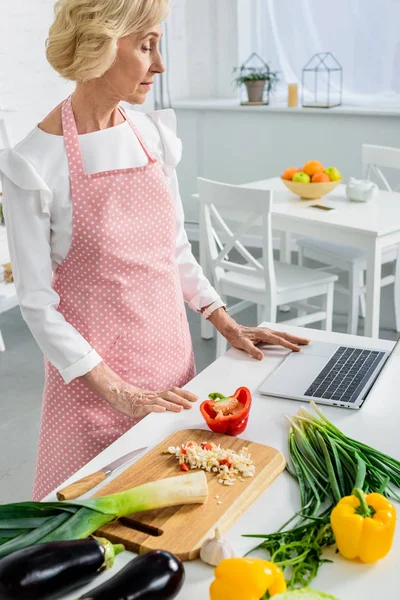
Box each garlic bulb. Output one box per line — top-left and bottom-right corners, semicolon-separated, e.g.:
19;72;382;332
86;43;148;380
200;528;235;566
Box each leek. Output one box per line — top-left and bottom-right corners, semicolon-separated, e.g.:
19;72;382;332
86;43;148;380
0;471;208;559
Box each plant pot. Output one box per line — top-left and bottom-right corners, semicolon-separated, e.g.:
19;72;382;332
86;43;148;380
244;80;267;103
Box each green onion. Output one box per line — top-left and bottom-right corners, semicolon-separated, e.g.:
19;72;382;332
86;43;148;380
0;471;208;558
244;402;400;589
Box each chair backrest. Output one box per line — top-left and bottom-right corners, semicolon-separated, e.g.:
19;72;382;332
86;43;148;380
362;144;400;191
198;177;276;305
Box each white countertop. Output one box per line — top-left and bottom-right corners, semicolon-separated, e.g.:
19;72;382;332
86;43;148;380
46;324;399;599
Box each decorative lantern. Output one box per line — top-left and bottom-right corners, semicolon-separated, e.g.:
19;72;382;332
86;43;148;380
301;52;343;109
235;53;279;106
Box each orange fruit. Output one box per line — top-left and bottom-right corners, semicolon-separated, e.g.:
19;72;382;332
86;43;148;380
312;172;331;183
303;160;324;177
282;167;299;181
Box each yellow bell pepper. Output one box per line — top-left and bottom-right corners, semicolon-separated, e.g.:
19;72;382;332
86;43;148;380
331;488;396;563
209;557;286;600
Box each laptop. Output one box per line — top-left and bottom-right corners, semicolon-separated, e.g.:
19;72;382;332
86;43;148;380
258;338;398;409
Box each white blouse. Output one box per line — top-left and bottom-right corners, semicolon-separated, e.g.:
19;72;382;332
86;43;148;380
0;108;222;384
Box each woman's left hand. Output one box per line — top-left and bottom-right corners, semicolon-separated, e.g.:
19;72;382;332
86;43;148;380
219;320;310;361
206;307;310;360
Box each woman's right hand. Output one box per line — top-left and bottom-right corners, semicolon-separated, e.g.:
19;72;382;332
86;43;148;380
106;382;198;419
80;361;198;419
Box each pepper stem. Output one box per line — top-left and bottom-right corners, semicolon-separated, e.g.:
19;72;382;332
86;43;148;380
352;488;375;518
208;392;229;401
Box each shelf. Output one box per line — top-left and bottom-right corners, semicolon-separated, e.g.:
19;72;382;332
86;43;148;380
171;97;400;117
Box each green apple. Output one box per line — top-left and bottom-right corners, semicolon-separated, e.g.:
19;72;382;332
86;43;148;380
292;171;311;184
324;167;342;181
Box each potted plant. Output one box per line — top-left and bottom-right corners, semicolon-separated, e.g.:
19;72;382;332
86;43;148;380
234;53;279;104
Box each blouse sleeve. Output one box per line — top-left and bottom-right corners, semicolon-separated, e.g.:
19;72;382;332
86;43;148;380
0;149;102;383
148;110;223;312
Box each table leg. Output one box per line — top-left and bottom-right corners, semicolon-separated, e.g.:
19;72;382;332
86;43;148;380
279;231;291;313
279;231;291;263
365;242;382;338
199;227;214;340
0;329;5;352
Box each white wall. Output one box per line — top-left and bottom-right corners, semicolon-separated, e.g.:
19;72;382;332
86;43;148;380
0;0;74;145
0;0;238;146
2;0;399;237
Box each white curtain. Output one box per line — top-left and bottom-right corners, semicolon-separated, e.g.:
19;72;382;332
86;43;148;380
238;0;400;106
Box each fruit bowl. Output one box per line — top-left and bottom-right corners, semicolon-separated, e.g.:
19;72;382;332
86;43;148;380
281;178;342;201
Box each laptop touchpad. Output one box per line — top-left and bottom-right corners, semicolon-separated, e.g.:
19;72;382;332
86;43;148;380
259;353;328;398
297;341;339;358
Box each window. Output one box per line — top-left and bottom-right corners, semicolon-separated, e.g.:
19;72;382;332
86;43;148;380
238;0;400;106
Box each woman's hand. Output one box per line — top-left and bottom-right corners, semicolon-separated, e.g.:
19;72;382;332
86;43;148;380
222;322;310;360
207;307;309;361
80;362;198;419
106;383;198;419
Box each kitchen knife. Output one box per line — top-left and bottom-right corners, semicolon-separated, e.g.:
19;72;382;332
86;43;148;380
56;446;148;501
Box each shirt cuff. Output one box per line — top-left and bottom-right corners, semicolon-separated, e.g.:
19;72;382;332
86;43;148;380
187;288;223;313
201;299;227;320
60;349;103;384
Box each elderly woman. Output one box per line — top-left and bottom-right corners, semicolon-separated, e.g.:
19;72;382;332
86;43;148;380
0;0;308;500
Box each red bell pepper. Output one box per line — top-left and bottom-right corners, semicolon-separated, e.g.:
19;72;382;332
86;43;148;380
200;387;252;436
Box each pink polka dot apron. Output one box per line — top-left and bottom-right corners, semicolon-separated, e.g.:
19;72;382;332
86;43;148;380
32;96;196;500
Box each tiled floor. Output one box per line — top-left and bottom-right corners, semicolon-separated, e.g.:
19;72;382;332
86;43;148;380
0;248;398;502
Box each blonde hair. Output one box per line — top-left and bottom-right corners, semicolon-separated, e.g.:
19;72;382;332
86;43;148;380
46;0;170;82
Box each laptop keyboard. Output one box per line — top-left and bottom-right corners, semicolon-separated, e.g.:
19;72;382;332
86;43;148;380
304;346;386;404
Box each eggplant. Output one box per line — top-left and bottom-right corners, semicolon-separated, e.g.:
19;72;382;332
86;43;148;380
0;536;124;600
78;550;185;600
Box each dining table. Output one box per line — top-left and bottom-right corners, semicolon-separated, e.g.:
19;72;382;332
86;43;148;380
46;323;399;600
196;177;400;339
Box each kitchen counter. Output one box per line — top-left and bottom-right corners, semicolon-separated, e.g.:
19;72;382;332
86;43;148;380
46;323;399;599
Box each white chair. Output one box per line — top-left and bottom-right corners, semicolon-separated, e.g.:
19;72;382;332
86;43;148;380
198;178;338;357
297;144;400;335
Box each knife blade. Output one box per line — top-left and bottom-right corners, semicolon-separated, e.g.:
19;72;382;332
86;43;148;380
56;446;148;501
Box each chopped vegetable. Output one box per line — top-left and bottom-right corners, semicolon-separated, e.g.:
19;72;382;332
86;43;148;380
200;388;252;436
331;488;396;562
167;441;255;485
209;557;286;600
273;589;338;600
78;550;184;599
245;401;400;588
0;472;208;559
0;537;124;600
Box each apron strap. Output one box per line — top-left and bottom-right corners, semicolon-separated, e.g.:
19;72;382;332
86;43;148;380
118;104;157;163
61;95;85;177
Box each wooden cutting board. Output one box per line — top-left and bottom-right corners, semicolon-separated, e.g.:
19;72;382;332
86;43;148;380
94;429;286;561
